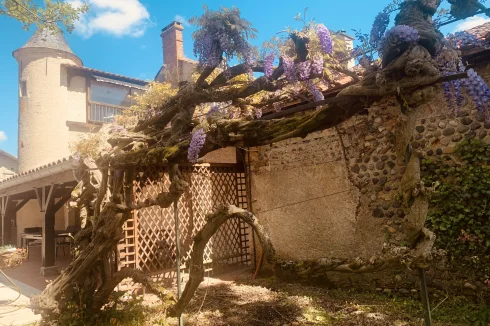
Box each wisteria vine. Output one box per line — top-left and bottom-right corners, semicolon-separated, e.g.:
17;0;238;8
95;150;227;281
187;128;207;163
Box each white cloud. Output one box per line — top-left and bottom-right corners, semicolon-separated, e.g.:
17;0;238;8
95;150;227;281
453;16;490;32
68;0;151;38
174;14;190;27
0;131;7;143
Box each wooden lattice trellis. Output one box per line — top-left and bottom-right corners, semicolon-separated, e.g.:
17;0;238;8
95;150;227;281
117;164;250;280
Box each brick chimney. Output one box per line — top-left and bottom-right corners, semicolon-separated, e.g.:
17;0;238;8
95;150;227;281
160;21;184;84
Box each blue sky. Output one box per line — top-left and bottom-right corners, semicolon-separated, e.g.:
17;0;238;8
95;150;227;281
0;0;488;157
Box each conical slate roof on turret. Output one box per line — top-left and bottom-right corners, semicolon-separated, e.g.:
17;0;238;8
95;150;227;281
17;27;75;54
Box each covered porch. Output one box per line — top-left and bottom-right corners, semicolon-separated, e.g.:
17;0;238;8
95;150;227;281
0;158;78;276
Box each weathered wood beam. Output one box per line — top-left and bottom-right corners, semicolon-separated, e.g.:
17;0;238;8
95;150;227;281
1;196;10;246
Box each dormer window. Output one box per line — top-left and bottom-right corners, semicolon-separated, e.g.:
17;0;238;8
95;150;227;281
88;77;145;123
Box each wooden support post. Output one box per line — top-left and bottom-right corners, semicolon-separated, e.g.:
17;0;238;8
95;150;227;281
36;185;57;276
35;185;73;276
1;196;10;246
10;199;28;246
3;198;30;246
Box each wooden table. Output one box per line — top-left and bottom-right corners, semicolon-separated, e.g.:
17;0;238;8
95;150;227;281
20;233;72;260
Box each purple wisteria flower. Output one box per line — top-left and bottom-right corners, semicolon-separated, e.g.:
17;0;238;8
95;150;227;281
193;11;255;68
378;25;419;55
437;55;465;112
188;128;207;163
453;80;464;108
370;11;390;47
297;61;311;81
463;69;490;115
73;152;81;164
194;33;221;67
273;102;281;112
316;24;333;54
264;52;275;78
282;56;296;82
306;80;324;104
110;123;126;133
442;81;455;112
206;105;221;118
310;55;324;76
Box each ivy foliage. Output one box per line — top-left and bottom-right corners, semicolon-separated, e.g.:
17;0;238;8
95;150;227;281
422;139;490;277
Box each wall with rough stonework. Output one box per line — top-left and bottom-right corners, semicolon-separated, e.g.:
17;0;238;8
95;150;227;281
248;60;490;264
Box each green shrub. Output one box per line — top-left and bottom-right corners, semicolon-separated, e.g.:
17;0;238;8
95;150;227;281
422;139;490;279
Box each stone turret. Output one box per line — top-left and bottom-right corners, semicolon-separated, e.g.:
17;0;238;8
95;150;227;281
13;28;82;173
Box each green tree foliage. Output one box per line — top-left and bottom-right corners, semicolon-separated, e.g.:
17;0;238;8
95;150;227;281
0;0;89;32
422;139;490;278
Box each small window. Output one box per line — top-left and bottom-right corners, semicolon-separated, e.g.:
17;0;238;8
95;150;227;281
88;79;145;123
20;80;27;97
90;81;131;107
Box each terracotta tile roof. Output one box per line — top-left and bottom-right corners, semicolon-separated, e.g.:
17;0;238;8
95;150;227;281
467;21;490;42
0;157;73;184
63;65;149;86
462;22;490;56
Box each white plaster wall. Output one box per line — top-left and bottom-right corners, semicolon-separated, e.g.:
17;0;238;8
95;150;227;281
16;201;41;247
15;48;82;173
201;147;237;164
16;199;67;247
0;155;18;173
252;162;365;260
67;75;87;123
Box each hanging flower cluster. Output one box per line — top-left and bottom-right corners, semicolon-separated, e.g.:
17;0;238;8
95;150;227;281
305;80;324;104
437;54;490;118
187;128;207;163
296;61;311;81
283;56;296;82
463;69;490;115
310;55;324;76
316;24;333;54
437;53;468;113
192;7;256;68
370;10;390;48
378;25;419;56
264;52;275;78
206;104;222;118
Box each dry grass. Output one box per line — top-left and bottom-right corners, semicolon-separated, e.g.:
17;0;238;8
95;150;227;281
140;269;485;326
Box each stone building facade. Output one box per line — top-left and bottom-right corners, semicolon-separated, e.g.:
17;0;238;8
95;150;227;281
247;23;490;271
0;150;18;177
1;21;199;248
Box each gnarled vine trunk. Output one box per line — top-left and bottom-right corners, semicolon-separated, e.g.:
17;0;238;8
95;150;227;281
30;0;488;321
